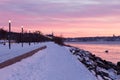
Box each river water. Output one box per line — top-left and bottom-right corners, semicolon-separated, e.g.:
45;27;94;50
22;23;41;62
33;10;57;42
66;42;120;64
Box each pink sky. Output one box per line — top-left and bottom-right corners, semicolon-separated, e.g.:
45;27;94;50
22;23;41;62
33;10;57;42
0;0;120;37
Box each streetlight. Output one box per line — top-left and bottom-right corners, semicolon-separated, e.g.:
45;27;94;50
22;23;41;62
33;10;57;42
8;20;11;49
29;29;31;46
21;26;24;47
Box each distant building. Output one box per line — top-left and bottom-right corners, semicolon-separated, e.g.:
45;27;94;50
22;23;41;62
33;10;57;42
46;32;54;39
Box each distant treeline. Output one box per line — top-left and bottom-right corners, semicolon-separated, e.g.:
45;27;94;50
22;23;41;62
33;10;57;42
0;28;50;42
64;36;120;42
0;28;64;45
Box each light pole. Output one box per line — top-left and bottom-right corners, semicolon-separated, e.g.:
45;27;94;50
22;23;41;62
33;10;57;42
21;26;24;47
29;30;31;46
8;20;11;49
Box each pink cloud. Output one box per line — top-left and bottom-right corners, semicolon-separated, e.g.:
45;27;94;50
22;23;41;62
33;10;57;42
0;0;120;37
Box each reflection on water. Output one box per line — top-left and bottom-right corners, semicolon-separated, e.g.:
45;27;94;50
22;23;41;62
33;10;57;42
67;42;120;64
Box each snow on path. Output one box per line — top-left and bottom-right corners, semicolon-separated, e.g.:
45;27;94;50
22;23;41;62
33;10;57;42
0;42;97;80
0;43;45;63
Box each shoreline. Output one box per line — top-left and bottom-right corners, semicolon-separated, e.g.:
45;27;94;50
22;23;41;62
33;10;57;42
66;44;120;80
65;41;120;64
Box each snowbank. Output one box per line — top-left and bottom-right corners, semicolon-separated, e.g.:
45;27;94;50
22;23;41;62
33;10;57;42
0;42;97;80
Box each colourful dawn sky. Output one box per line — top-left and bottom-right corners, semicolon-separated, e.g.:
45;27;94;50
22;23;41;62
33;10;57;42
0;0;120;37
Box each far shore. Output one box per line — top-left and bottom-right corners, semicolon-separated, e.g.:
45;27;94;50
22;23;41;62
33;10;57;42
65;41;120;45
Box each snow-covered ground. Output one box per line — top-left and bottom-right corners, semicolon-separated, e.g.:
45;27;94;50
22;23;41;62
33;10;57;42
0;43;45;63
0;42;97;80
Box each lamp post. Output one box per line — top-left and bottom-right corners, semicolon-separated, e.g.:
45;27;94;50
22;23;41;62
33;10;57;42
21;26;24;47
8;20;11;49
29;30;31;46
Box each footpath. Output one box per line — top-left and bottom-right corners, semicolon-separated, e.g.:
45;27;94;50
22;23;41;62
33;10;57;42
0;42;97;80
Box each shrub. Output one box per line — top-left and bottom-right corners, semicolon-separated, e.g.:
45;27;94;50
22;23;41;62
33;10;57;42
53;37;64;45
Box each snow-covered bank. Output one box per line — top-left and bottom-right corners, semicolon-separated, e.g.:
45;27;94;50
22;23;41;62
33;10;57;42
0;42;97;80
69;46;120;80
0;46;46;69
0;43;45;63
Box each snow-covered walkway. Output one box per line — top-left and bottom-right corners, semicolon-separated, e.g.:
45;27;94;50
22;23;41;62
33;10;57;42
0;43;45;63
0;42;97;80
